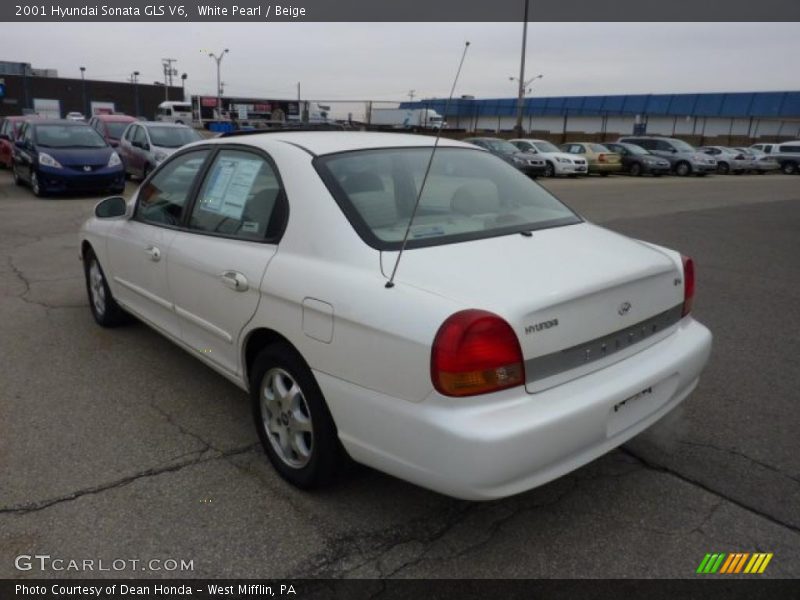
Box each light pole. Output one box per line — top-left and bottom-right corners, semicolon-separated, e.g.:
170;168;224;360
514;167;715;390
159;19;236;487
131;71;140;117
181;73;188;101
207;49;229;119
510;73;543;135
513;0;530;137
79;66;87;116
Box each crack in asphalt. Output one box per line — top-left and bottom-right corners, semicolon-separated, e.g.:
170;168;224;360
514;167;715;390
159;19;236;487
294;475;582;579
0;444;259;515
5;255;85;310
149;400;219;456
678;439;800;485
620;447;800;535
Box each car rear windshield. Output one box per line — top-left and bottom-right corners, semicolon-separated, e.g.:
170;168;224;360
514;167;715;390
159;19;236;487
147;126;202;148
622;143;649;155
315;147;581;250
477;139;519;154
590;144;611;152
105;121;130;139
35;125;106;148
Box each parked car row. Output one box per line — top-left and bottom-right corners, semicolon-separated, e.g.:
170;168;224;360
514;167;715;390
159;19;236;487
0;114;204;197
462;135;796;178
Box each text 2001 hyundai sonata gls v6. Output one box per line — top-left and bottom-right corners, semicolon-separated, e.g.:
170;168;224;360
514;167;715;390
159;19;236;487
79;132;712;500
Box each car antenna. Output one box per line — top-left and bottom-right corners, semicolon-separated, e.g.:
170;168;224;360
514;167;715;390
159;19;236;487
385;41;471;289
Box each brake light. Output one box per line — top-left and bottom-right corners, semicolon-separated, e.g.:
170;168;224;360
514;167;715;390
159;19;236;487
681;255;695;317
598;153;607;163
431;310;525;397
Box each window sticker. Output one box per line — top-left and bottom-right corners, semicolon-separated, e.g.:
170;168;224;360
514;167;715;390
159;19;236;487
240;221;260;233
199;157;262;220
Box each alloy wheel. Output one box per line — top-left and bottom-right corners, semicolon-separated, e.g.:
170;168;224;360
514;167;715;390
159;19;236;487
260;367;314;469
88;259;106;317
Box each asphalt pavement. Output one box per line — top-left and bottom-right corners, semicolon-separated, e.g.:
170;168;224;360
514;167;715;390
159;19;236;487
0;171;798;579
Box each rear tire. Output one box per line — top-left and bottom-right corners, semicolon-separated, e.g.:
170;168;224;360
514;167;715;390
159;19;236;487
251;343;344;489
781;161;797;175
83;249;129;327
717;162;730;174
600;171;610;177
629;163;642;177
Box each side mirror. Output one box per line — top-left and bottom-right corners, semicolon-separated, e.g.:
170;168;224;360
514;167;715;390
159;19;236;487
94;196;127;219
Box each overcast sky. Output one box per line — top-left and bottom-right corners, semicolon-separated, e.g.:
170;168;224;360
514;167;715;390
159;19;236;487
2;22;799;109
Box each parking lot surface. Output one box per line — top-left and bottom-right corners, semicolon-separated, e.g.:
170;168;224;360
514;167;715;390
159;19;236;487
1;171;798;578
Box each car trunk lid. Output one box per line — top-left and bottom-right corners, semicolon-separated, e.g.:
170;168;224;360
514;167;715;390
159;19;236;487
381;223;684;393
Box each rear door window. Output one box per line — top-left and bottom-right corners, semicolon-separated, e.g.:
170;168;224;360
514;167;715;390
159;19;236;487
188;149;285;241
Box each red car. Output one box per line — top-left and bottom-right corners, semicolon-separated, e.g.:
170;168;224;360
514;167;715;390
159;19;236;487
88;114;137;148
0;116;34;169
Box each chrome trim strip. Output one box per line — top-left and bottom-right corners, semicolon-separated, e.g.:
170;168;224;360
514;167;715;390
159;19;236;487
174;305;234;344
113;277;173;311
525;304;684;383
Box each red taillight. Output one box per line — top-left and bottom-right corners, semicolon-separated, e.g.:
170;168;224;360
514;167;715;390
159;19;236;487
681;255;695;317
598;153;607;163
431;309;525;397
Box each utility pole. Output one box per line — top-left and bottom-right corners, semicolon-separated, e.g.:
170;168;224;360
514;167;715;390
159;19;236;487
206;49;229;120
161;58;177;101
297;82;300;103
130;71;140;117
408;89;415;102
181;73;187;101
79;66;87;116
514;0;529;137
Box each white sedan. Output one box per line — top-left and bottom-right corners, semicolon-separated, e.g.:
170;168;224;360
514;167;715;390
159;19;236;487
510;138;589;177
79;131;712;500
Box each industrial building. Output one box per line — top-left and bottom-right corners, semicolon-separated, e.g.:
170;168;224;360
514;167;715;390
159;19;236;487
0;61;182;119
402;91;800;143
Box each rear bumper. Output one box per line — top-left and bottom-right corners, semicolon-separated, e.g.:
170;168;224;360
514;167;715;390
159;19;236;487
589;163;623;173
318;317;712;500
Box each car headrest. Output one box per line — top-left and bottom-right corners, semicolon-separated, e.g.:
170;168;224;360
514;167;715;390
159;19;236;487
450;181;500;215
341;172;385;194
350;191;397;229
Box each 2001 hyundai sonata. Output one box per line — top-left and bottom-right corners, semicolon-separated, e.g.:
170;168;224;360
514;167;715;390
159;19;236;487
79;131;712;500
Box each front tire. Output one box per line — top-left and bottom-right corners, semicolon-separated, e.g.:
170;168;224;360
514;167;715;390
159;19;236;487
717;162;730;175
251;343;343;489
629;162;642;177
30;170;46;197
83;250;129;327
675;161;692;177
781;161;797;175
544;162;555;177
12;163;23;186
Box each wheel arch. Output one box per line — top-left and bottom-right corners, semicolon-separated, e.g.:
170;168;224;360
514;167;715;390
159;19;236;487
242;327;306;390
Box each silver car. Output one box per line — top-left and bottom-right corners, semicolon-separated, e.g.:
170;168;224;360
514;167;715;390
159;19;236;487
732;147;780;174
750;141;800;175
697;146;750;175
118;121;203;179
618;136;716;176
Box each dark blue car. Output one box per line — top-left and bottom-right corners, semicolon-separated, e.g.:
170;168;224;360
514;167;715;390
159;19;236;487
11;119;125;197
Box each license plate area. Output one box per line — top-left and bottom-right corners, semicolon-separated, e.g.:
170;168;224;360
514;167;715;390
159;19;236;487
606;374;678;437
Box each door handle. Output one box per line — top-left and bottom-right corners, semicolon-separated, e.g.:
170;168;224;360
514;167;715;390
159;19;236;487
144;246;161;261
220;271;249;292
